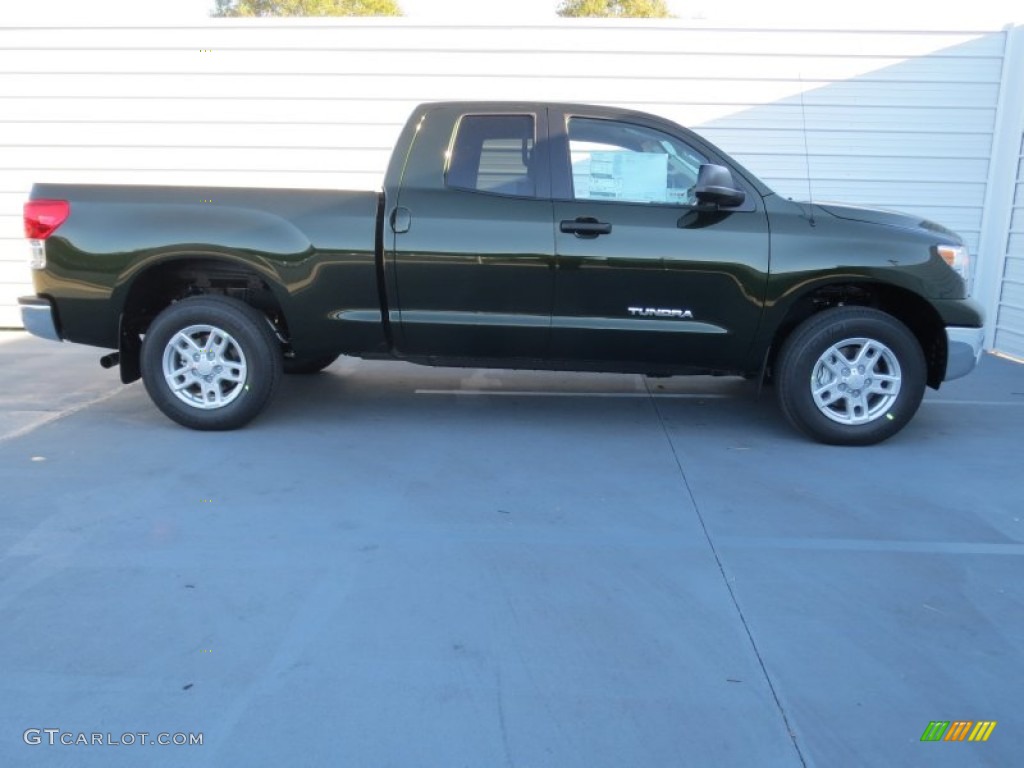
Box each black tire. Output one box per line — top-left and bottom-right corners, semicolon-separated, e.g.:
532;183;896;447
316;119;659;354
283;353;339;375
140;295;282;430
775;307;926;446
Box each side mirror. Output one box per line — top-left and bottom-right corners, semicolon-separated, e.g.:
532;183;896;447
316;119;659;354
694;164;745;208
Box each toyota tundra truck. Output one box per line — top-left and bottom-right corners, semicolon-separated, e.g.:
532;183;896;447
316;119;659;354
18;101;985;445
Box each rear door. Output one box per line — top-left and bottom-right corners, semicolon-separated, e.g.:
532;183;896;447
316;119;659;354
388;109;555;361
549;110;770;371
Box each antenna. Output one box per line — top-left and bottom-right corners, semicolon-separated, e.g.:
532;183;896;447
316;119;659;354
798;74;816;226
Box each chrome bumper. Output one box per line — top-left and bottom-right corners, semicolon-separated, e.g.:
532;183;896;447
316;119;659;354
945;326;984;381
18;297;61;342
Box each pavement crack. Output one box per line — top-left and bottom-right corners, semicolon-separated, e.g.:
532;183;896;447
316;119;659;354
495;666;515;768
643;378;809;768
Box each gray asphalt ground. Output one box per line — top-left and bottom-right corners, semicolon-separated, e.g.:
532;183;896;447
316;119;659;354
1;330;1021;767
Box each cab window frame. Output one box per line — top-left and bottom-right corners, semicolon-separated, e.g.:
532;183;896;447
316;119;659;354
443;111;551;200
551;112;756;212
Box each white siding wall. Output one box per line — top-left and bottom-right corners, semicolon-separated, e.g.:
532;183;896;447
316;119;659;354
995;133;1024;359
0;19;1018;347
983;25;1024;362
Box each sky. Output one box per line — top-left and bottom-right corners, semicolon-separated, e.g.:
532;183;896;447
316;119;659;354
1;0;1019;27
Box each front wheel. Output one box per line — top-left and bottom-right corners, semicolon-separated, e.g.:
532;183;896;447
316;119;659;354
775;307;926;445
140;296;282;430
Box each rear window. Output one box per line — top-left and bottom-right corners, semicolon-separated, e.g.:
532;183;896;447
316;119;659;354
446;115;537;198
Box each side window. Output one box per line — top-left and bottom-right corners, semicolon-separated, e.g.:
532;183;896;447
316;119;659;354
568;117;707;205
446;115;537;198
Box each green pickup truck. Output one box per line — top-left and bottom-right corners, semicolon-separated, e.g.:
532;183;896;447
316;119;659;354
19;101;984;445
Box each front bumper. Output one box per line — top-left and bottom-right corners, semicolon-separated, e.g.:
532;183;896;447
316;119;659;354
18;296;61;342
945;326;984;381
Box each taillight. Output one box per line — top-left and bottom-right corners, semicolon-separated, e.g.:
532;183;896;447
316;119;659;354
24;199;70;239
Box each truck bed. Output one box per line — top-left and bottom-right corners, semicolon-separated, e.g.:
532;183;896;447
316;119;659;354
29;183;384;355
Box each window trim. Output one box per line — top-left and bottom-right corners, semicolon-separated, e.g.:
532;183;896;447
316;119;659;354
553;112;756;212
443;111;551;200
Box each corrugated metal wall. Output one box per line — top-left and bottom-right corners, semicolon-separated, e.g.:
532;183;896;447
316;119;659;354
995;132;1024;360
0;19;1018;350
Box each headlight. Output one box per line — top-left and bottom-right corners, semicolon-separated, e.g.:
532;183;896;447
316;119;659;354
937;244;970;284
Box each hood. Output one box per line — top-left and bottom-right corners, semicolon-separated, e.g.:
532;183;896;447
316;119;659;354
814;202;962;243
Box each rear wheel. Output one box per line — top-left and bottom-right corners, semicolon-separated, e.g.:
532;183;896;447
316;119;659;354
776;307;926;445
283;353;339;375
140;296;282;430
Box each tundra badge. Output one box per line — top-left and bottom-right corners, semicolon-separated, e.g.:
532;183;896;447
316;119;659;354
628;307;694;319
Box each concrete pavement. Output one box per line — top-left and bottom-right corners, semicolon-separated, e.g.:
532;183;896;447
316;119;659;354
1;332;1021;767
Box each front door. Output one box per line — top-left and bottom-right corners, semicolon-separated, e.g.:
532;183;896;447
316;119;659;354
550;113;770;371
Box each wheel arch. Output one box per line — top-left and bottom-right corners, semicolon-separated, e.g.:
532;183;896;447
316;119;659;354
114;253;292;384
764;281;947;389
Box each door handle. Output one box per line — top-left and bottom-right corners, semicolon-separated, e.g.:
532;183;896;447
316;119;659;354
560;217;612;238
